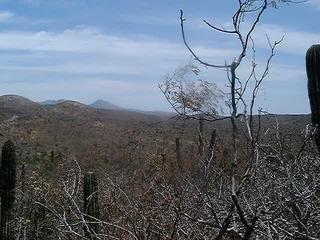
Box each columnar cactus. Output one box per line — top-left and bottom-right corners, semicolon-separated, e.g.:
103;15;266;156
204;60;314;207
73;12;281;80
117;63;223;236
83;171;99;239
0;140;17;240
50;150;55;162
175;137;181;169
198;118;204;156
306;44;320;149
208;129;217;154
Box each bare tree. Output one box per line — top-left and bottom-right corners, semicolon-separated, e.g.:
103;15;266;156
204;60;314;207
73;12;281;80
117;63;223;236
11;2;317;240
159;1;308;239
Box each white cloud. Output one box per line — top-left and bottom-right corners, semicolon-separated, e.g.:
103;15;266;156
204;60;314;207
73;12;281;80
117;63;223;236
0;27;241;76
0;27;238;59
0;25;310;112
0;11;13;22
0;27;241;110
308;0;320;9
0;63;145;76
253;24;320;55
198;20;320;56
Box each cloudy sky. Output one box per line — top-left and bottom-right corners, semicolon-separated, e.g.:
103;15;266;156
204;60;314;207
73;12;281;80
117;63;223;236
0;0;318;113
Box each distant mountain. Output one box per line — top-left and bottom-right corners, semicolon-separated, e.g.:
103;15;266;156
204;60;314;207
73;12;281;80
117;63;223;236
0;95;42;120
38;98;174;117
0;95;172;122
0;95;39;107
128;109;176;118
90;99;121;110
0;95;312;161
39;99;159;123
39;99;68;105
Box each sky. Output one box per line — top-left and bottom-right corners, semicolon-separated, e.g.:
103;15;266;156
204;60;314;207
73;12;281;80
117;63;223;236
0;0;318;113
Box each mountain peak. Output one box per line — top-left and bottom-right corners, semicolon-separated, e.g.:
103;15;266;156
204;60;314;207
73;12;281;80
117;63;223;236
0;94;42;120
90;99;121;110
0;94;40;107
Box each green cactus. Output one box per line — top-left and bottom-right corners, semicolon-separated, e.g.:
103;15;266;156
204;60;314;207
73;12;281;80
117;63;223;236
0;140;17;240
50;150;55;163
198;118;204;156
306;44;320;149
208;129;216;154
83;171;99;239
175;137;181;169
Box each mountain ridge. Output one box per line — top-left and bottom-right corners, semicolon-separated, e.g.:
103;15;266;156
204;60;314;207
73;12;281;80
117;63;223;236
37;97;175;117
39;99;68;105
90;99;121;110
0;95;309;120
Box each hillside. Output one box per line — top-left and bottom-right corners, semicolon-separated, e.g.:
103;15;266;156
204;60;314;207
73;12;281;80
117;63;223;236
90;99;121;110
0;94;315;240
0;95;43;120
39;97;175;117
39;99;68;105
0;95;312;171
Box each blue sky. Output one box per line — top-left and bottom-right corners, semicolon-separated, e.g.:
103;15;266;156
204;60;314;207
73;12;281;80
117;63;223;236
0;0;318;113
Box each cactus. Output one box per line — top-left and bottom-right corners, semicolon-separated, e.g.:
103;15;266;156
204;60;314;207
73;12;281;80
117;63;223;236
0;140;17;240
50;150;55;162
208;129;217;154
198;118;204;156
175;137;181;169
306;44;320;149
83;171;99;239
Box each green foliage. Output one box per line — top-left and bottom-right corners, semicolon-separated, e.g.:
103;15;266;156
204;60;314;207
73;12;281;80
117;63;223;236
306;44;320;148
0;140;17;240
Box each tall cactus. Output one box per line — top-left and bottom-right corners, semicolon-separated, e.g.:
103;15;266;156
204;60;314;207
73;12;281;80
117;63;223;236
0;140;17;240
175;137;181;170
306;44;320;149
83;171;99;239
208;129;217;154
198;118;204;156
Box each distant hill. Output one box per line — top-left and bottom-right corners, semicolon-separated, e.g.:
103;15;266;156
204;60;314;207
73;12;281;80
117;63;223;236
0;95;40;108
0;95;42;120
37;98;174;117
0;94;313;172
90;99;121;110
128;109;176;118
39;99;68;105
0;95;168;123
46;100;97;120
0;95;309;128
